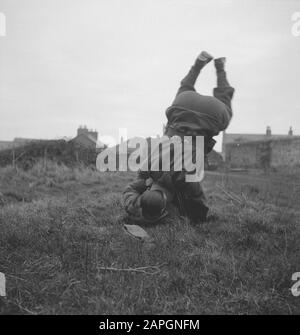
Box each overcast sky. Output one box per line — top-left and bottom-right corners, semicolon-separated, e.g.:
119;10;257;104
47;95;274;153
0;0;299;150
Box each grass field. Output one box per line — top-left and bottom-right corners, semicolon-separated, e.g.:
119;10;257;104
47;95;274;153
0;161;300;314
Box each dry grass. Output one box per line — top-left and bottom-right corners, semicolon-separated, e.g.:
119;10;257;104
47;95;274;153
0;161;299;314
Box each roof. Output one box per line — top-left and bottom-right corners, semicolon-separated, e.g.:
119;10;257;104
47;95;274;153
0;141;14;151
14;137;46;143
223;133;293;145
225;135;300;148
71;133;105;148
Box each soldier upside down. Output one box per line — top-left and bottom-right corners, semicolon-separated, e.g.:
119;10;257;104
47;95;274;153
122;51;235;225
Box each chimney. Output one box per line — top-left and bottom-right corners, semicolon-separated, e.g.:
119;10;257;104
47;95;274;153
266;126;272;136
88;129;98;141
288;126;293;136
77;125;88;136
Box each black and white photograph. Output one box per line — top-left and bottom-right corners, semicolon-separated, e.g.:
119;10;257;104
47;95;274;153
0;0;300;319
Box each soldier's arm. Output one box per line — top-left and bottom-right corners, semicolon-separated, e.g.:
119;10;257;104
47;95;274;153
123;178;147;215
172;172;209;223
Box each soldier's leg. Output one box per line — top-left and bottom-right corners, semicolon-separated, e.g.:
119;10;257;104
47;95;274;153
215;57;230;87
176;51;213;97
213;58;235;120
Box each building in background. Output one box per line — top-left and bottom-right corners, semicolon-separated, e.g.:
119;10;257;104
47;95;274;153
0;141;15;151
0;126;104;152
222;126;295;159
223;126;300;170
0;138;47;151
70;126;104;151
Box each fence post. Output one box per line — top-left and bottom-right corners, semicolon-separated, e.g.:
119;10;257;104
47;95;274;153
12;143;16;171
43;147;47;170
